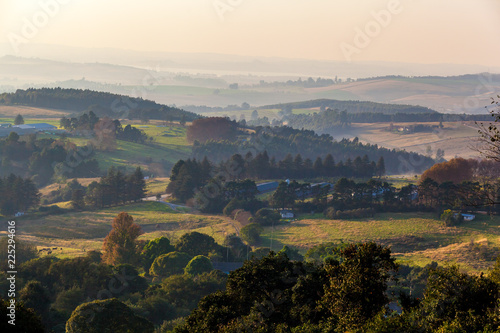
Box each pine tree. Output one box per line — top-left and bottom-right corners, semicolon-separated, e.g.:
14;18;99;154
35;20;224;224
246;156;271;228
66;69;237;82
14;114;24;125
324;154;336;177
376;157;386;178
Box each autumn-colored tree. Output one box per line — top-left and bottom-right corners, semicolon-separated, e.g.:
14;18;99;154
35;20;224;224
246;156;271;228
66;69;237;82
420;158;474;184
186;117;239;143
102;212;143;265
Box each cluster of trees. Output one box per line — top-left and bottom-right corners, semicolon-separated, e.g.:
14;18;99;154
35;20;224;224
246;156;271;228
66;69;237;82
174;242;500;332
186;117;240;143
421;157;500;184
0;134;99;186
84;167;146;209
59;111;100;131
0;174;39;215
60;112;150;143
166;158;212;202
192;125;435;174
418;177;500;214
0;88;198;122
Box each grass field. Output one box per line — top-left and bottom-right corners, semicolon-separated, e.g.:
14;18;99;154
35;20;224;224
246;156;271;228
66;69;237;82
35;123;191;175
14;201;237;259
11;201;500;273
0;106;71;118
259;212;500;272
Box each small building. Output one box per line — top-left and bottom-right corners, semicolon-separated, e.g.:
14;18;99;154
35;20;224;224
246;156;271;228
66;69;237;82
13;123;57;131
453;213;476;221
12;124;35;129
461;214;475;221
280;210;294;219
256;181;279;194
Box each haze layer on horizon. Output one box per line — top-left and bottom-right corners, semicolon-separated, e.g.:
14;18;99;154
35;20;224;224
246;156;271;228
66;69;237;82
0;0;499;68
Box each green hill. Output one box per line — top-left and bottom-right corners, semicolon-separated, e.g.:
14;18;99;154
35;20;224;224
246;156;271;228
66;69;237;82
0;88;199;122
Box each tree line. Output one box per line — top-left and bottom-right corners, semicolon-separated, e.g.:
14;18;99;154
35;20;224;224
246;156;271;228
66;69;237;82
83;167;146;209
192;125;434;174
263;98;437;114
0;133;99;186
216;151;385;180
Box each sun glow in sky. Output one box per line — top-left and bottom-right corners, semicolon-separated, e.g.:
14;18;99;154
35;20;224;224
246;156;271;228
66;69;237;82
1;0;499;66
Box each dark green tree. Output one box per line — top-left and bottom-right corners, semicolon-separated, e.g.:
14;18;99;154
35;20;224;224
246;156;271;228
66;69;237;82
184;255;213;276
175;232;220;257
141;237;175;273
240;223;263;246
149;251;191;277
321;242;398;331
14;114;24;125
66;298;154;333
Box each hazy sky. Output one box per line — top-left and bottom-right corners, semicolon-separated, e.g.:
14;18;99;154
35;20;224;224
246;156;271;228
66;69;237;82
1;0;499;66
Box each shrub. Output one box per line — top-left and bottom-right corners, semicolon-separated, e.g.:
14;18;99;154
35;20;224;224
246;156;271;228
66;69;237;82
254;208;280;226
240;223;263;245
184;256;213;276
440;209;464;226
149;252;192;277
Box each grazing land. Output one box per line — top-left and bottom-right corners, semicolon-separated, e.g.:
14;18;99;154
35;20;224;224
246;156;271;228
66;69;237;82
8;203;500;273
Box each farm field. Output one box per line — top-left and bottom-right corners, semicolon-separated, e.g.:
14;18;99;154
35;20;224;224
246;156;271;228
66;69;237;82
0;105;71;118
350;121;481;160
